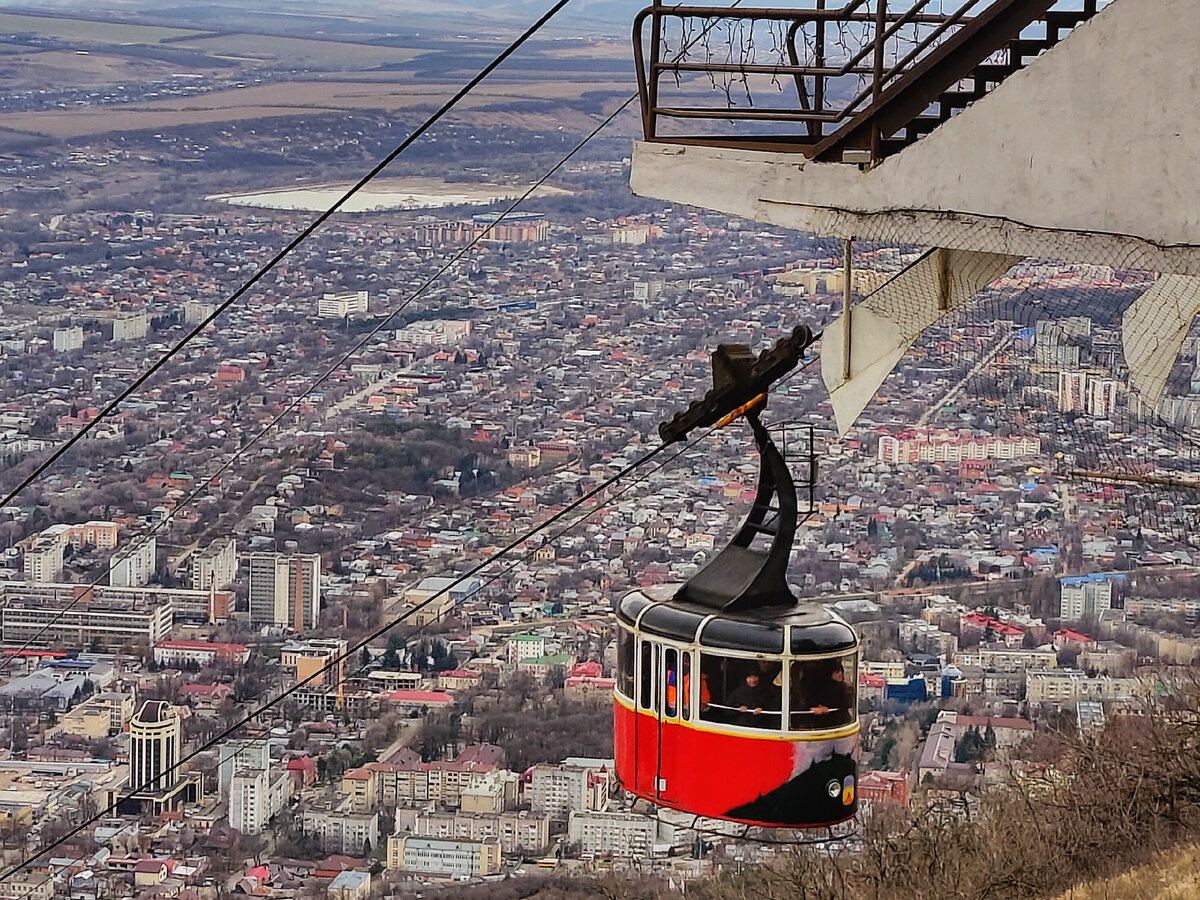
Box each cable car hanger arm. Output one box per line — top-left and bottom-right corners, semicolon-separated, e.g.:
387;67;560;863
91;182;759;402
659;326;819;612
659;324;818;445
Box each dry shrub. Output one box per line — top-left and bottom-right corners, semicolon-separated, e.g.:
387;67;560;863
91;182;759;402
691;676;1200;900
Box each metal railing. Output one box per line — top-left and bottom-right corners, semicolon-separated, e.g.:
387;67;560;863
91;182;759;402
633;0;1100;159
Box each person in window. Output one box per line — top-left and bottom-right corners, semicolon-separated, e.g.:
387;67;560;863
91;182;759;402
727;669;769;725
804;659;852;724
756;656;780;690
680;666;708;719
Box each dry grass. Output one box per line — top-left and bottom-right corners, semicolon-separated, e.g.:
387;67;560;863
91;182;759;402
1055;845;1200;900
0;76;634;141
0;49;225;88
0;12;200;44
539;40;631;59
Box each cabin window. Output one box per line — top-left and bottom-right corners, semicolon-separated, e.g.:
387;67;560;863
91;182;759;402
789;652;857;730
681;652;692;720
617;626;635;699
663;648;678;717
697;652;783;730
639;640;656;711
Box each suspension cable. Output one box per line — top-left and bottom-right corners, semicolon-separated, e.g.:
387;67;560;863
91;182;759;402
0;96;635;675
0;0;579;514
4;339;816;877
0;0;742;670
1;434;680;877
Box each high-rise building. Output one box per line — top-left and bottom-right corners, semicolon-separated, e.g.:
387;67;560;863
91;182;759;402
318;290;369;319
109;537;157;588
183;300;215;326
220;740;292;835
1085;377;1118;418
527;762;609;823
248;553;320;631
52;326;84;353
1059;573;1119;621
23;534;65;583
111;313;149;343
192;538;237;591
632;279;665;303
1057;372;1118;418
1057;371;1086;412
127;699;199;814
129;700;180;794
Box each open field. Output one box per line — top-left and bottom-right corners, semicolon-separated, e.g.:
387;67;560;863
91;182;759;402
0;12;203;44
539;39;630;59
0;76;635;141
0;48;229;86
0;7;640;153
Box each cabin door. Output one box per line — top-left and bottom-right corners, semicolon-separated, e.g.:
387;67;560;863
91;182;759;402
635;639;661;796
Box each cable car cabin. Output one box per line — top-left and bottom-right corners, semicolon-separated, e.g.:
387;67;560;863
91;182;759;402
614;589;859;829
613;347;859;829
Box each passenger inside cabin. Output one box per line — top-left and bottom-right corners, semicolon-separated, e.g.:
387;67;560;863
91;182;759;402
807;659;850;716
756;657;782;689
728;669;765;714
727;665;782;729
699;655;781;729
791;658;853;728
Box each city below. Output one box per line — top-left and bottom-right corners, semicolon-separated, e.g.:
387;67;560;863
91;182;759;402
0;1;1197;899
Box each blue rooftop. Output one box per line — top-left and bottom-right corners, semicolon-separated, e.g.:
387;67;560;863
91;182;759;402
1060;573;1126;585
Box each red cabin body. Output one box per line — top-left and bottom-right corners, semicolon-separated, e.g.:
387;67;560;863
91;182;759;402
614;586;860;829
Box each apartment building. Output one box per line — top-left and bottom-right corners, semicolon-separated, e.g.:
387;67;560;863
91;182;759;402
23;531;67;583
413;810;550;855
1060;573;1121;621
567;810;658;858
192;538;237;591
318;290;369;319
249;552;320;631
1025;668;1139;704
109;537;157;588
301;808;379;855
878;430;1041;464
528;762;609;823
386;836;501;877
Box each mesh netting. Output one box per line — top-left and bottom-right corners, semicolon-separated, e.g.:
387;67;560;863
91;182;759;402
824;229;1200;558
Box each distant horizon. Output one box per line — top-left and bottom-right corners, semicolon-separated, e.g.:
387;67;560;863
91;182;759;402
0;0;644;37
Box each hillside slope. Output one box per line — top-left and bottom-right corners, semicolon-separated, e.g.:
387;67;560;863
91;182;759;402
1055;845;1200;900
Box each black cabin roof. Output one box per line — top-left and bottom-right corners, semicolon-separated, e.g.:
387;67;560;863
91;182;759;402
616;584;857;655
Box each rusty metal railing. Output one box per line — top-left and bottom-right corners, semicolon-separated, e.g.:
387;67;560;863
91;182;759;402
633;0;1100;160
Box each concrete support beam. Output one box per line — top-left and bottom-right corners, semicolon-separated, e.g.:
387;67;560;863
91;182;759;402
821;248;1020;436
